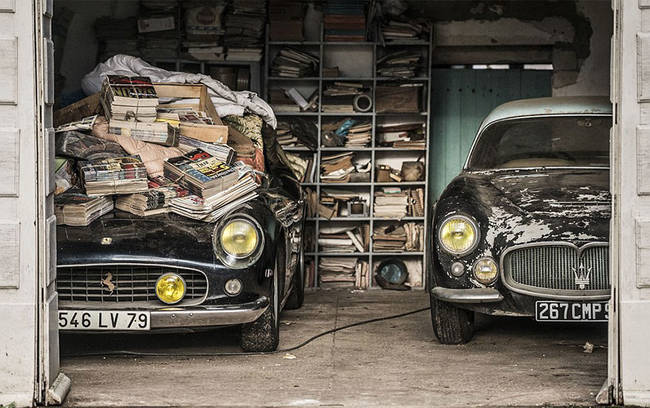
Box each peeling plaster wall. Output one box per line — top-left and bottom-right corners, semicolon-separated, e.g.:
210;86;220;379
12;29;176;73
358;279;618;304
553;0;612;96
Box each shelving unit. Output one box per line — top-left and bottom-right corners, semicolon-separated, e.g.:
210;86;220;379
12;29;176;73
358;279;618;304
265;27;433;289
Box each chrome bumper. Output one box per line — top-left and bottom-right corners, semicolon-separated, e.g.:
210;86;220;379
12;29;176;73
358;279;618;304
431;287;504;304
60;296;270;329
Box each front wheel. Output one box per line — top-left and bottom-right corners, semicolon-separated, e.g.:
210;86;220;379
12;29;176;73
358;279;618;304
430;295;474;344
240;300;280;352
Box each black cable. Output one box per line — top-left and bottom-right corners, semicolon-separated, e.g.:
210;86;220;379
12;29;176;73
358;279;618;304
62;306;430;358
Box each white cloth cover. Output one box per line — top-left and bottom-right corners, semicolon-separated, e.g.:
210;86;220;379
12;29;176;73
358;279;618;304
81;54;277;128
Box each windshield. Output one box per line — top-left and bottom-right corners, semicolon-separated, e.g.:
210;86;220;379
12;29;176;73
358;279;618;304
467;116;611;170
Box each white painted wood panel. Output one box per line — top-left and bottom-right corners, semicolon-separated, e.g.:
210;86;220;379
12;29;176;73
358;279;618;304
0;220;19;288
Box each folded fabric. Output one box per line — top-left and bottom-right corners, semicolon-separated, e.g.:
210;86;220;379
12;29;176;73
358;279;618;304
91;116;184;177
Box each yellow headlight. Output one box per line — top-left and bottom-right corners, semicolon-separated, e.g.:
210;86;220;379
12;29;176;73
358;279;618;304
220;219;259;258
155;273;186;305
439;215;479;255
473;257;498;284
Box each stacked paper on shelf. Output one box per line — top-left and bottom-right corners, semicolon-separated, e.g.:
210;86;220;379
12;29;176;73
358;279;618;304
322;82;369;113
100;76;159;122
374;187;408;218
268;0;306;41
319;257;362;288
321;152;355;183
271;48;319;78
285;152;315;183
81;157;149;196
377;50;422;78
381;20;429;42
224;0;266;60
324;0;367;42
182;1;226;60
373;223;424;252
115;177;188;217
376;122;425;148
318;225;368;253
138;0;179;60
408;188;425;217
55;189;114;227
344;122;372;147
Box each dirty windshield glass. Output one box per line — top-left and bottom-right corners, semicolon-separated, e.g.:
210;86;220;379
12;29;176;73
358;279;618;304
467;116;611;170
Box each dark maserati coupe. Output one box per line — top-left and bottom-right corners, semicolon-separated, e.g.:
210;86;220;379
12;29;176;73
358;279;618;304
56;133;305;352
429;96;612;344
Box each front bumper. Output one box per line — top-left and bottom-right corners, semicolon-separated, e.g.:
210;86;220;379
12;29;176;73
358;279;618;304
431;287;503;303
60;296;270;329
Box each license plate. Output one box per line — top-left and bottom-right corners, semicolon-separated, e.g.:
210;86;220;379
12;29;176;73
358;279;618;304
535;301;609;322
58;310;150;330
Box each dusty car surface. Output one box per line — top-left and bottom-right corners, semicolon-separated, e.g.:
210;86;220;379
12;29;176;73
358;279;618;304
429;96;612;344
57;162;305;352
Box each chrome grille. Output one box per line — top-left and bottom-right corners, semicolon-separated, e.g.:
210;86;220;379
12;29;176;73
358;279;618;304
57;264;208;303
502;243;609;298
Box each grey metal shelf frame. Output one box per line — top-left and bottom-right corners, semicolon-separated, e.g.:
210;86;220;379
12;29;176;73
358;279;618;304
265;25;433;289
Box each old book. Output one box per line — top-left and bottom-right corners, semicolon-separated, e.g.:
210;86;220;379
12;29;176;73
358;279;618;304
163;149;239;198
55;189;114;226
81;157;149;196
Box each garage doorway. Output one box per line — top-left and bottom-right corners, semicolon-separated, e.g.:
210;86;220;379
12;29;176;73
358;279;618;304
429;67;552;198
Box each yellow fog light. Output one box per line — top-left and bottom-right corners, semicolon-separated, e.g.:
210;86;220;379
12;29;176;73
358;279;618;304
438;215;479;255
155;273;186;305
473;257;498;285
220;219;259;258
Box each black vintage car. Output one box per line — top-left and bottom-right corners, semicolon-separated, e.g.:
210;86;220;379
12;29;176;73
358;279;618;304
429;96;612;344
56;130;306;352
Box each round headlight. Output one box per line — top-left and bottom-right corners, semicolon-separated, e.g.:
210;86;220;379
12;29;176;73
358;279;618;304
473;257;498;284
438;215;479;255
155;273;186;305
220;219;259;258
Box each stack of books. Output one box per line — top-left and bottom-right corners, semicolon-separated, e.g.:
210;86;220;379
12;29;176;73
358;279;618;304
373;223;424;252
284;152;315;183
81;157;149;196
408;188;425;217
376;122;425;149
319;257;369;289
163;149;239;198
322;82;369;113
109;119;179;147
271;48;319;78
381;20;429;42
377;51;422;78
138;0;179;61
100;76;159;122
224;0;266;61
115;177;188;217
55;189;114;227
374;187;409;219
268;0;305;41
321;152;355;183
168;163;259;223
324;0;367;42
344;122;372;147
177;136;234;164
183;1;226;60
318;225;368;253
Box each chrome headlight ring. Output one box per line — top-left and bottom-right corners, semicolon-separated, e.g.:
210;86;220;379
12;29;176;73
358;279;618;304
213;214;265;269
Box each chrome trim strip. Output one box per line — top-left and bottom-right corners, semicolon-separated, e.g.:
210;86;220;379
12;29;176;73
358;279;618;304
431;287;504;303
499;241;610;301
463;113;612;171
56;263;210;306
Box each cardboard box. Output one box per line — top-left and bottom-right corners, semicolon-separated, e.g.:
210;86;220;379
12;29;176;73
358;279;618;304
375;86;421;113
153;83;229;143
54;93;102;127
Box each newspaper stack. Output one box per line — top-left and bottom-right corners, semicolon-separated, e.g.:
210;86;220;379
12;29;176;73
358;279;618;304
376;122;425;148
224;0;266;61
319;257;369;289
100;76;159;122
81;157;149;196
163;149;239;198
377;51;422;78
344;122;372;147
177;136;234;164
138;0;179;60
381;20;429;42
271;48;319;78
374;188;409;218
318;225;367;253
115;177;189;217
320;152;355;183
55;189;114;227
109;119;179;147
168;163;259;223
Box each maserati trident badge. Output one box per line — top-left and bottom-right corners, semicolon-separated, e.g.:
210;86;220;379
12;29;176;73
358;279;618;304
572;263;592;290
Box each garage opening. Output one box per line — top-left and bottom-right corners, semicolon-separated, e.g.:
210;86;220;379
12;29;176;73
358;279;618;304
44;0;614;406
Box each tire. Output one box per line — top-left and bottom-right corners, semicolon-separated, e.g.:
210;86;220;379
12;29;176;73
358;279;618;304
430;295;474;344
285;244;304;310
240;257;280;352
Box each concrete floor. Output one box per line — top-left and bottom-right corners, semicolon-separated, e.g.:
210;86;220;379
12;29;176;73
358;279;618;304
60;290;607;407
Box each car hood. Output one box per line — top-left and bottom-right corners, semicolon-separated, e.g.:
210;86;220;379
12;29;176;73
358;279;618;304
438;168;611;249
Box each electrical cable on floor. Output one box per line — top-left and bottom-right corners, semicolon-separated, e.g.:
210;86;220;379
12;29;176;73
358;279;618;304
61;306;431;358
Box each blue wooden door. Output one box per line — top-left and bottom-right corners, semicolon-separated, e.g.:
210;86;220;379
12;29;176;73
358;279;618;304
429;69;552;199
